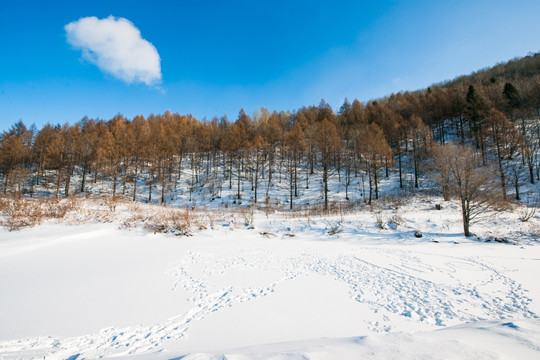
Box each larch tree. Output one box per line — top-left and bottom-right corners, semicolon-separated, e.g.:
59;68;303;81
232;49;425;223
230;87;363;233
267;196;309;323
261;112;282;199
338;98;361;200
357;123;393;204
76;118;97;193
148;114;176;204
315;118;341;211
284;121;306;209
0;121;33;196
33;124;58;187
61;124;76;197
44;126;66;198
366;101;401;178
222;109;252;200
409;115;433;189
126;115;148;201
206;116;224;198
250;134;268;204
96;117;126;200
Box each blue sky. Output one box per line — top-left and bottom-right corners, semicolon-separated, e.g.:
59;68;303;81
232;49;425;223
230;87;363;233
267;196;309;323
1;0;540;130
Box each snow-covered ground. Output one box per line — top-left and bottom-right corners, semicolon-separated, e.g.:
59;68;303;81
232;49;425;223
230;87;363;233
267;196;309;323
0;196;539;359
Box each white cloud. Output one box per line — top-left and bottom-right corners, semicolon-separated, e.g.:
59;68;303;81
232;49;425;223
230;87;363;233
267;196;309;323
65;16;162;86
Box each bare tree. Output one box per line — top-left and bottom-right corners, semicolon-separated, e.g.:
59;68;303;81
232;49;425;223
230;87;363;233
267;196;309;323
409;115;433;189
484;108;524;200
432;144;505;236
431;144;451;201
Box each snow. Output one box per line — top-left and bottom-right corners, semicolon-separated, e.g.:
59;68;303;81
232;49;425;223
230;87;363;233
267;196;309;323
0;196;539;359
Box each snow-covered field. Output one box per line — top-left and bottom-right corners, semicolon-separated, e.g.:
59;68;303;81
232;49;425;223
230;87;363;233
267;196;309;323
0;197;539;359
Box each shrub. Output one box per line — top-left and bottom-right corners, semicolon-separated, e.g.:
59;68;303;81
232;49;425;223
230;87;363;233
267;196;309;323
375;211;385;230
239;206;254;227
0;197;44;231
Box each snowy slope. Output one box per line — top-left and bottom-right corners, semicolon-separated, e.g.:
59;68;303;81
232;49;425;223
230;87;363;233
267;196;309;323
0;200;539;359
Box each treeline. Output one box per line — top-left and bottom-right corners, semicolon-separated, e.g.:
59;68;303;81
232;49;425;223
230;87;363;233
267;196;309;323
1;53;539;210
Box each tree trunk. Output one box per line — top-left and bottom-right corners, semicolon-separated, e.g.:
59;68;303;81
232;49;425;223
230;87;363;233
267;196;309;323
345;166;349;201
254;156;259;203
161;172;166;205
64;164;71;197
237;158;242;200
413;140;419;189
4;173;9;194
148;176;152;202
56;169;62;199
514;171;521;201
122;159;127;195
290;163;294;210
480;129;486;166
268;151;274;185
323;162;328;211
398;153;403;189
229;158;233;190
494;136;507;200
374;165;379;199
294;154;298;197
80;164;86;193
461;199;471;237
368;166;372;205
132;162;139;202
459;116;465;144
112;174;117;200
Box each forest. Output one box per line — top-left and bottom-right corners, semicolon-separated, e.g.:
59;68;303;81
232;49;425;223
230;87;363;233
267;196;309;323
1;52;539;234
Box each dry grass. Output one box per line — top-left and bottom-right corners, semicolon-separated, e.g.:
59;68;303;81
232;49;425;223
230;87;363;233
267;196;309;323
281;200;367;220
238;205;255;227
0;197;43;230
123;206;203;236
326;223;343;235
3;190;535;243
387;212;405;228
519;193;538;222
0;196;79;231
102;196;118;212
374;211;385;230
0;193;213;236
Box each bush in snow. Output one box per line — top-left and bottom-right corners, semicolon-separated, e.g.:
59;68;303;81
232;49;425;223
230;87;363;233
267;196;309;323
519;192;538;222
0;196;79;231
